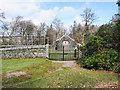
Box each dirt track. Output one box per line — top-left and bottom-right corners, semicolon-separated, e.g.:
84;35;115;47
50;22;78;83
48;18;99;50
53;60;77;67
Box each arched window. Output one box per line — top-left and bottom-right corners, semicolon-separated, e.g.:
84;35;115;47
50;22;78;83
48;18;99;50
63;41;69;46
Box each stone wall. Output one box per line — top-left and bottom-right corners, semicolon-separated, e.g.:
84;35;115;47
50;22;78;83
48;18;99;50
0;45;49;59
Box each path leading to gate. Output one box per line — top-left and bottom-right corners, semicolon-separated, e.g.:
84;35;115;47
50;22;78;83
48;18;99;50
53;60;77;67
46;61;78;74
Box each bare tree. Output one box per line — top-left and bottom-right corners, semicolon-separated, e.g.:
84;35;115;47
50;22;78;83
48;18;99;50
0;9;6;45
81;8;96;28
1;22;9;44
24;20;35;45
70;22;84;44
46;24;57;45
36;22;46;45
0;9;5;23
18;20;35;45
8;16;35;45
52;17;64;39
81;8;96;42
8;16;23;45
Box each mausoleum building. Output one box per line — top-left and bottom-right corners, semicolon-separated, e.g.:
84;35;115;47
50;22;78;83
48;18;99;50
55;34;76;51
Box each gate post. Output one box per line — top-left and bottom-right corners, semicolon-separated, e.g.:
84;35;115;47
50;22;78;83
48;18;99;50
74;49;76;57
46;44;49;58
78;45;79;59
63;46;64;61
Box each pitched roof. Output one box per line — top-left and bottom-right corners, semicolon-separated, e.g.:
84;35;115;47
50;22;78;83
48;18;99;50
56;34;75;42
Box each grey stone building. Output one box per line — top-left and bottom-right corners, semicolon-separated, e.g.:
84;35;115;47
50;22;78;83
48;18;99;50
56;34;76;51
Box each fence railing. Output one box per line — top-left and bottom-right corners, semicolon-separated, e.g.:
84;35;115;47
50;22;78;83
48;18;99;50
49;45;81;60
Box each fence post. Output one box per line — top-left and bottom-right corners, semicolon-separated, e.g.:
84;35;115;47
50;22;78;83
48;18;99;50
46;44;49;58
63;46;64;61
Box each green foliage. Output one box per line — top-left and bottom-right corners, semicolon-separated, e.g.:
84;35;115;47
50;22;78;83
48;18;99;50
83;49;119;71
96;20;120;51
81;35;104;58
80;20;120;73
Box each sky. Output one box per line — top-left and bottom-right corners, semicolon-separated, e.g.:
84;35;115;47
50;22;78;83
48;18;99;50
0;0;118;32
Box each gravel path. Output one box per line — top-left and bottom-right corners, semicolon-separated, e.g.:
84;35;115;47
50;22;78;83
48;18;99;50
46;61;77;74
53;60;77;67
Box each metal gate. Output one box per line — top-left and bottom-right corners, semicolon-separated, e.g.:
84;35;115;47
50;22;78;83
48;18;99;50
49;45;80;60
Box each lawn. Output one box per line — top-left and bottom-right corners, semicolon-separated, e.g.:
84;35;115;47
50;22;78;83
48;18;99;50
2;58;119;88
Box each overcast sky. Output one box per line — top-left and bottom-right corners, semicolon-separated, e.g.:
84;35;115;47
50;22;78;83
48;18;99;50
0;0;118;31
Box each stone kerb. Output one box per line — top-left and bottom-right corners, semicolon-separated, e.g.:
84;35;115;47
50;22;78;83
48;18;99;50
0;45;47;59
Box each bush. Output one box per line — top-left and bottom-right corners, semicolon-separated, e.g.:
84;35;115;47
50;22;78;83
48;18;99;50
95;20;120;52
80;21;120;73
80;35;104;57
81;48;119;72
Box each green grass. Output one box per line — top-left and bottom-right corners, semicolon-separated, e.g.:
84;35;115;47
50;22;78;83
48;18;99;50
2;58;62;88
2;58;118;88
2;58;54;72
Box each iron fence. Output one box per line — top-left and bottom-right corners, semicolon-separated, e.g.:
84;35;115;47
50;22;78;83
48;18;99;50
49;45;80;61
